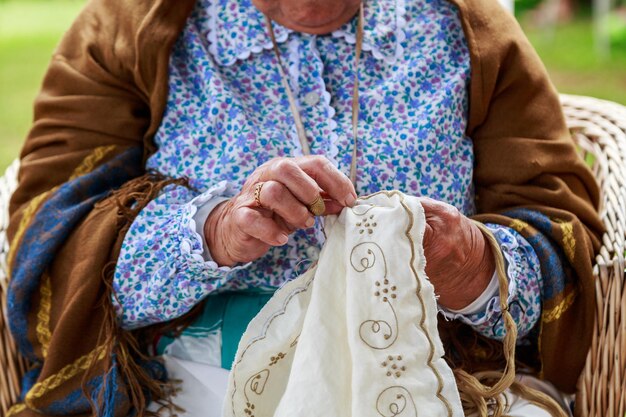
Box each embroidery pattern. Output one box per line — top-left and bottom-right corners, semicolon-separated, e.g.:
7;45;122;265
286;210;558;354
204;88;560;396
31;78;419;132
542;289;577;323
269;352;286;366
230;275;315;416
7;191;52;271
350;196;417;416
7;404;27;416
243;370;270;417
376;386;418;417
36;274;52;358
358;191;453;417
68;145;117;180
351;242;399;349
357;214;378;235
229;192;463;416
382;355;407;378
555;219;576;263
24;344;107;407
509;219;530;234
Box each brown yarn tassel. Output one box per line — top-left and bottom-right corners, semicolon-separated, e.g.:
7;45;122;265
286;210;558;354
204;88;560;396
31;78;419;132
449;222;568;417
83;173;191;417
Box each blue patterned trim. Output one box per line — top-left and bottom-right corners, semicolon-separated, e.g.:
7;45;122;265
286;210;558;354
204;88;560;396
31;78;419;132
503;208;572;301
7;147;143;361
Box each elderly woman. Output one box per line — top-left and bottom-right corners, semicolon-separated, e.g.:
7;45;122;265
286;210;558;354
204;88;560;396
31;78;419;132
6;0;603;415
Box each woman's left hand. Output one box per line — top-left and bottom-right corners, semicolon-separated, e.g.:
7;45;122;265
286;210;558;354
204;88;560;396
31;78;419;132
420;197;496;310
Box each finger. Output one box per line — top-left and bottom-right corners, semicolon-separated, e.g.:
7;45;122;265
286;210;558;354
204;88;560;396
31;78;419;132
235;208;289;246
323;199;345;215
419;197;461;221
419;196;447;214
258;181;315;228
296;156;357;207
273;215;298;234
261;159;324;209
318;191;346;215
419;197;460;243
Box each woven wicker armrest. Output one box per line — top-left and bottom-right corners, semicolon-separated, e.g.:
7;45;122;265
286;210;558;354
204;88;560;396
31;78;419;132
0;160;25;415
560;95;626;417
0;95;624;416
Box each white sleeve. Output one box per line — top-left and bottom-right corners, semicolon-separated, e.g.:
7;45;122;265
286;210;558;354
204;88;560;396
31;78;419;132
192;196;230;261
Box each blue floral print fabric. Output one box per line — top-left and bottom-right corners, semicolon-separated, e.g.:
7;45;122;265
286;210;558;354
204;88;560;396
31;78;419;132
111;0;543;346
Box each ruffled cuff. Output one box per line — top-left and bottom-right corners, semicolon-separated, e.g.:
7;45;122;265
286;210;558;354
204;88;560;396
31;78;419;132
113;180;253;329
441;271;500;316
192;193;229;262
439;224;542;341
186;181;252;272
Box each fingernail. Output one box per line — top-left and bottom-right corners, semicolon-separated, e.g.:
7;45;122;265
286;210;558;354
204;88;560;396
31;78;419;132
278;234;289;245
344;193;357;207
305;217;315;227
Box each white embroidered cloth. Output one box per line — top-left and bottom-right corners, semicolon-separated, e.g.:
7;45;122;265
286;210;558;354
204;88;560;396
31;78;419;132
223;192;463;417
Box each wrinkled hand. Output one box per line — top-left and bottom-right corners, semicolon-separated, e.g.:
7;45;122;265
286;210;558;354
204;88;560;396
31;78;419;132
421;197;495;310
205;156;357;267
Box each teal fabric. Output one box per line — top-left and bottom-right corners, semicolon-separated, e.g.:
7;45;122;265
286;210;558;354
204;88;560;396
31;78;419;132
221;292;273;368
156;291;273;370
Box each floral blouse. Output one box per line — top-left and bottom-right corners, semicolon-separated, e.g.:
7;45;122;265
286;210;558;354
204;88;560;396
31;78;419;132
112;0;543;345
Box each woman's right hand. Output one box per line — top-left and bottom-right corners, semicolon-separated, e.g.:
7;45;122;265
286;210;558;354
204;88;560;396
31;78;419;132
204;156;357;267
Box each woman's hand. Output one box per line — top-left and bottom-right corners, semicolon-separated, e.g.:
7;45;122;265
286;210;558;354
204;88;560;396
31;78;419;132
205;156;357;267
420;197;496;310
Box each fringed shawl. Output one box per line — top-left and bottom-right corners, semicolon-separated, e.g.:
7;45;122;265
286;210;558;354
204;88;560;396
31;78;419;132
6;0;604;415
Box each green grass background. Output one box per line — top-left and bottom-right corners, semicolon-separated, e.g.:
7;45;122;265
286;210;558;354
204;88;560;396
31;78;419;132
524;19;626;105
0;0;85;170
1;0;625;172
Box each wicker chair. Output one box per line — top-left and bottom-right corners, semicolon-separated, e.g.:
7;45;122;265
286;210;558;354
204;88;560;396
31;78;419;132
1;94;624;417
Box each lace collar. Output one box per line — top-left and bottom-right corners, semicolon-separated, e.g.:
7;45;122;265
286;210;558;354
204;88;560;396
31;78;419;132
205;0;407;66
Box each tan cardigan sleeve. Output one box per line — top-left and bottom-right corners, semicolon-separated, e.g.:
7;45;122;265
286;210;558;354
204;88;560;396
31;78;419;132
451;0;604;393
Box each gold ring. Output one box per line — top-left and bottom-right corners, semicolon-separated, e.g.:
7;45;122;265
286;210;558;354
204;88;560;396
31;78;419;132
254;182;265;208
308;195;326;216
